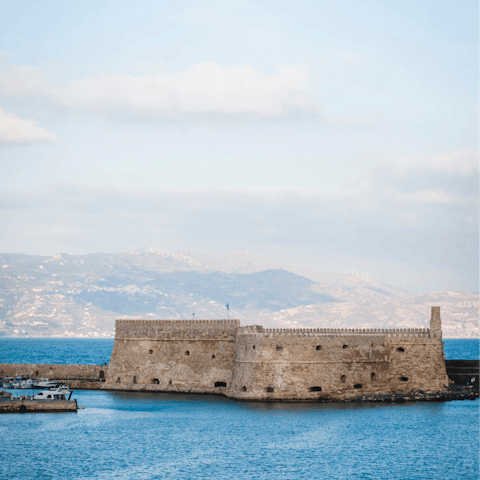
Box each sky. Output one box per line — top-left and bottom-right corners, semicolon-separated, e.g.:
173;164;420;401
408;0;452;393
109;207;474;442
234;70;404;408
0;0;478;293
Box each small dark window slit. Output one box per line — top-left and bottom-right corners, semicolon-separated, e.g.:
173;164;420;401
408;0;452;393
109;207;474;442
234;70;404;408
310;386;322;392
133;376;137;384
148;350;153;354
242;386;247;392
343;345;348;349
153;379;159;385
215;382;227;388
354;384;362;389
340;375;346;384
371;373;377;381
277;346;283;351
400;377;408;382
316;345;321;351
185;351;190;356
397;347;405;352
212;355;215;359
266;387;274;393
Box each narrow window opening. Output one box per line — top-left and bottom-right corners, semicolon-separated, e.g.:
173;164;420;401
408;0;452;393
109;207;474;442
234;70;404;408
316;345;321;351
354;384;362;389
371;372;377;382
35;371;39;376
215;381;227;388
117;378;121;384
340;375;346;384
253;345;255;350
242;386;247;392
371;342;374;347
343;345;348;349
133;376;137;384
310;386;322;392
400;376;409;382
185;351;190;356
153;379;159;385
397;347;405;352
148;350;153;354
99;370;104;379
168;380;172;386
276;346;283;351
266;387;274;393
212;354;215;359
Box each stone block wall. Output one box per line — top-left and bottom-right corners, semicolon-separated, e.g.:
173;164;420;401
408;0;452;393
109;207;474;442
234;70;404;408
104;319;240;393
228;329;448;401
0;364;107;381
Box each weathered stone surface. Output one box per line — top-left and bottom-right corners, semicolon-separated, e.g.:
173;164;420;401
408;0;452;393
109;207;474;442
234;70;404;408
0;399;77;413
0;364;107;381
103;307;450;401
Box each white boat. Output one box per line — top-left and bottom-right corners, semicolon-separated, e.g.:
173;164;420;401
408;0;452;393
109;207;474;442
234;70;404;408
34;378;59;389
33;385;71;400
1;377;16;388
12;378;34;389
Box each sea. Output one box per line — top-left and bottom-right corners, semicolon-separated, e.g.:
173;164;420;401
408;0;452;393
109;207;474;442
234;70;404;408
0;338;478;479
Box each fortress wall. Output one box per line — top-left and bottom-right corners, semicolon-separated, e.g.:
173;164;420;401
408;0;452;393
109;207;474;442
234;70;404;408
228;333;392;401
0;364;107;381
228;331;448;400
387;337;448;391
105;319;240;393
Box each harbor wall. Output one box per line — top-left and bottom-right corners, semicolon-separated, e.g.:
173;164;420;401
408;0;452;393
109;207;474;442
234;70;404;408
0;399;77;413
104;319;240;393
0;364;107;382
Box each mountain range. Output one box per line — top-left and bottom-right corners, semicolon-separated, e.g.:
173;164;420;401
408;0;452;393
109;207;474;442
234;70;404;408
0;248;477;338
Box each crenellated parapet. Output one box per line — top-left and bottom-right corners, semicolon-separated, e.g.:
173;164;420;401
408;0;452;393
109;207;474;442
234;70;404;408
238;329;431;338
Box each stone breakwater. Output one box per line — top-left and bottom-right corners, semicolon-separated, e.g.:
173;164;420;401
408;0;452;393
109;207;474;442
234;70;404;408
0;364;107;390
1;307;477;403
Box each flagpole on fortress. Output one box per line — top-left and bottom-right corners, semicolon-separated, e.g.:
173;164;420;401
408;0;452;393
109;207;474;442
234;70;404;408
226;303;229;319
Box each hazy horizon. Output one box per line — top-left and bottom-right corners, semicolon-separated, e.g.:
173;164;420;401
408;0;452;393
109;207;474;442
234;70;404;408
0;1;478;294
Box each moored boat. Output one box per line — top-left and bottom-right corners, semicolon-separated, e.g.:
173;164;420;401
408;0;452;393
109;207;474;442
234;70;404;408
33;385;71;401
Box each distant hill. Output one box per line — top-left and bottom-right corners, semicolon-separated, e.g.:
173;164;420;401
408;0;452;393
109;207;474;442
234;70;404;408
0;249;477;338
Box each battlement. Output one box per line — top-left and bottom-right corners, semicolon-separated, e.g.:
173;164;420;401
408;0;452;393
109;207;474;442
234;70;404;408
238;327;431;338
116;319;240;326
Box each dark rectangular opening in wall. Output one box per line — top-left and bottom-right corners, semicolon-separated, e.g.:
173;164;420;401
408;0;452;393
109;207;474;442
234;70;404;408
153;379;159;384
266;387;274;393
397;347;405;352
354;384;362;389
215;382;227;387
310;386;322;392
277;346;283;351
400;377;409;382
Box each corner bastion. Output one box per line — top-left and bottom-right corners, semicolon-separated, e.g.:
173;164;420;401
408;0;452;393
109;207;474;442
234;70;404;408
104;307;449;401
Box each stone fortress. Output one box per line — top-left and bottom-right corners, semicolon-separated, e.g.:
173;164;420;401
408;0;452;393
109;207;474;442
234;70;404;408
104;306;450;401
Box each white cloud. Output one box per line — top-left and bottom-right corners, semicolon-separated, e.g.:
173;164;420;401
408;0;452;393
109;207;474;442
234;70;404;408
376;148;478;176
0;60;319;119
0;108;56;144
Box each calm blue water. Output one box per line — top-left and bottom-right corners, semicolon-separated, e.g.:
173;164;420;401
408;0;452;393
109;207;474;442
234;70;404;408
0;389;478;479
0;338;478;479
0;337;478;364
